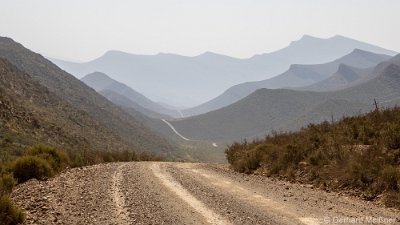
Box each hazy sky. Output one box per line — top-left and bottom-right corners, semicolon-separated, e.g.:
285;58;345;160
1;0;399;62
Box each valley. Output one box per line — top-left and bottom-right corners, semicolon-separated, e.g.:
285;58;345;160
1;11;400;223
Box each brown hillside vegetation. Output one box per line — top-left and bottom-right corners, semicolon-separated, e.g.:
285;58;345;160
0;56;167;224
0;36;177;158
0;57;120;157
226;107;400;208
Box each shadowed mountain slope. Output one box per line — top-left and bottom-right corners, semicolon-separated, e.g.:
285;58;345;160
171;61;400;141
183;49;391;116
301;64;374;92
0;36;176;157
302;53;400;92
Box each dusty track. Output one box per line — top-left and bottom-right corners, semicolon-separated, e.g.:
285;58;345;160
12;162;399;224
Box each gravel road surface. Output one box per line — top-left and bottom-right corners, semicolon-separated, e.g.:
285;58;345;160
11;162;399;225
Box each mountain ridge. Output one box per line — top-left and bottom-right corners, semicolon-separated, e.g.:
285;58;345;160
0;36;177;157
81;72;179;118
50;35;397;107
171;59;400;141
182;49;392;116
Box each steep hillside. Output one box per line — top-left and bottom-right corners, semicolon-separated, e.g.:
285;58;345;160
280;99;371;131
51;35;396;107
0;36;175;157
82;72;179;118
175;89;328;140
0;58;126;155
171;62;400;141
184;49;391;116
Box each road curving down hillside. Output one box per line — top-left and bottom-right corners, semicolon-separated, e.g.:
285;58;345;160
11;162;399;225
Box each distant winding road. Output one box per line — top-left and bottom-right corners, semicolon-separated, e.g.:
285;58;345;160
161;119;191;141
161;119;218;147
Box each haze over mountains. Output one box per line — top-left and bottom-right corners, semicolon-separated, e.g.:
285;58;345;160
81;72;180;118
0;36;180;159
51;35;396;107
171;55;400;141
2;34;400;163
183;49;392;116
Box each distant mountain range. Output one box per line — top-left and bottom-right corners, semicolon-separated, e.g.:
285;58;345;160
0;36;179;158
183;49;392;116
50;35;397;107
2;34;399;163
170;54;400;141
81;72;180;118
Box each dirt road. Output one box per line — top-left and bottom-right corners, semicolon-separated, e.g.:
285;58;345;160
11;162;399;225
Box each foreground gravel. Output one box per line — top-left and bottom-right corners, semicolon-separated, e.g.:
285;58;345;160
11;162;400;225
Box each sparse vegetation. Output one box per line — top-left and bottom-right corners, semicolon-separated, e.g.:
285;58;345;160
0;174;16;196
0;195;25;225
0;142;165;224
226;107;400;208
12;156;54;183
25;144;69;173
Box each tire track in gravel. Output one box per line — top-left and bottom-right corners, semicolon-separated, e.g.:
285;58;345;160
189;167;319;225
111;163;129;225
169;163;399;225
169;163;319;225
150;162;232;225
11;162;399;225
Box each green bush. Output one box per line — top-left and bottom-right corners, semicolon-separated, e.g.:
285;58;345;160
0;174;16;195
0;195;25;225
12;156;53;183
25;144;69;172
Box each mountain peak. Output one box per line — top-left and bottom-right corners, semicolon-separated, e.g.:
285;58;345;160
196;51;221;57
336;64;359;82
331;34;347;40
99;50;135;60
389;53;400;65
351;48;370;55
104;50;125;56
380;63;400;79
81;72;116;91
290;35;320;45
82;71;111;81
300;35;319;40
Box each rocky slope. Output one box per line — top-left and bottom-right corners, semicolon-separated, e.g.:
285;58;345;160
0;36;176;157
0;58;128;156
